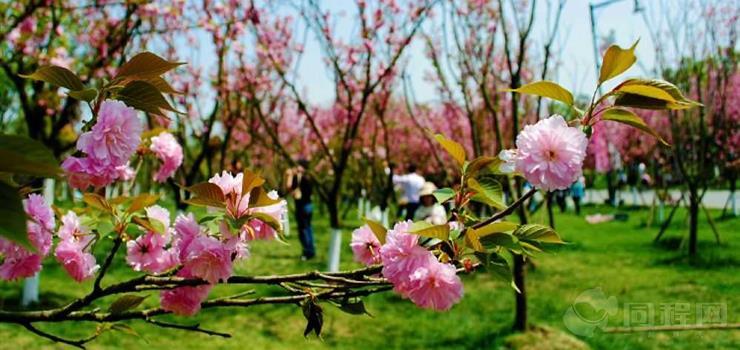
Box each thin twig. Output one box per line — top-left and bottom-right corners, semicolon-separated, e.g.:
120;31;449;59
21;322;96;349
144;318;231;338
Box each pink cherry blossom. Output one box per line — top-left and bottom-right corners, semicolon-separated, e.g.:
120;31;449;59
0;194;55;280
245;191;287;240
173;213;201;261
55;240;99;282
24;194;55;255
379;221;434;291
126;232;177;274
61;156;121;190
160;270;213;316
77;100;142;165
146;205;171;231
150;132;183;182
0;251;42;281
209;171;249;218
350;225;382;266
179;235;233;284
405;260;464;311
512;115;588;191
222;222;250;261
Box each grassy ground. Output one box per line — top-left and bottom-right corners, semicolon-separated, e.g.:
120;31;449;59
0;202;738;349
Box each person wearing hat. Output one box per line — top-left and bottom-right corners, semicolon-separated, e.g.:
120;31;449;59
414;181;447;225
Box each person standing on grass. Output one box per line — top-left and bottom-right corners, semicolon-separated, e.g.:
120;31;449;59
285;159;315;260
571;175;586;215
393;164;425;220
414;182;447;225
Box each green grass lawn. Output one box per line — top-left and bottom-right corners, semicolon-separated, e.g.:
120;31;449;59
1;203;738;349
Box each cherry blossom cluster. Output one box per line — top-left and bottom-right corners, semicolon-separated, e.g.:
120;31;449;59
499;115;589;191
61;101;183;189
351;221;463;311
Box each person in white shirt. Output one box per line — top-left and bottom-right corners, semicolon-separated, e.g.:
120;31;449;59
393;164;426;220
414;182;447;225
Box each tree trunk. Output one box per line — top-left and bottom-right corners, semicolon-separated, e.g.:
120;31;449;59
512;179;529;332
688;187;699;262
512;253;528;331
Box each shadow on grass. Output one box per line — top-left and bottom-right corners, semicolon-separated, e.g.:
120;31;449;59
0;290;68;311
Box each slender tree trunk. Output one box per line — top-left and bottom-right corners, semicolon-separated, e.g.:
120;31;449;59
688;187;699;262
512;254;528;331
512;178;529;331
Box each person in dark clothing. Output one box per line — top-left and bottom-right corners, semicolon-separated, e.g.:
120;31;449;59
286;159;315;260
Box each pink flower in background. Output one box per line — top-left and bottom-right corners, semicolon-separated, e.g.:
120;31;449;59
405;261;463;311
150;132;183;182
55;240;99;282
126;232;177;274
160;270;213;316
179;235;232;284
209;171;249;218
512;115;588;191
77;100;142;165
173;213;201;261
350;225;382;266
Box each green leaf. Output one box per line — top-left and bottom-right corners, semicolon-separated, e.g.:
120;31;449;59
83;193;114;214
468;176;505;210
514;224;564;244
466;222;519;252
132;216;161;233
505;81;574;106
465;156;501;176
67;88;98;102
475;251;512;284
184;182;226;208
0;182;34;251
363;218;387;244
408;221;450;240
0;134;61;177
599;40;639;83
126;194;160;213
600;107;669;146
612;79;702;110
434;134;466;166
108;294;148;314
19;65;84;90
432;187;455;204
115;81;183;116
249;212;282;232
116;52;185;80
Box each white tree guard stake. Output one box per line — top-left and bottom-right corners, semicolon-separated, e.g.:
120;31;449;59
326;228;342;272
282;210;291;237
22;178;55;306
381;208;389;227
